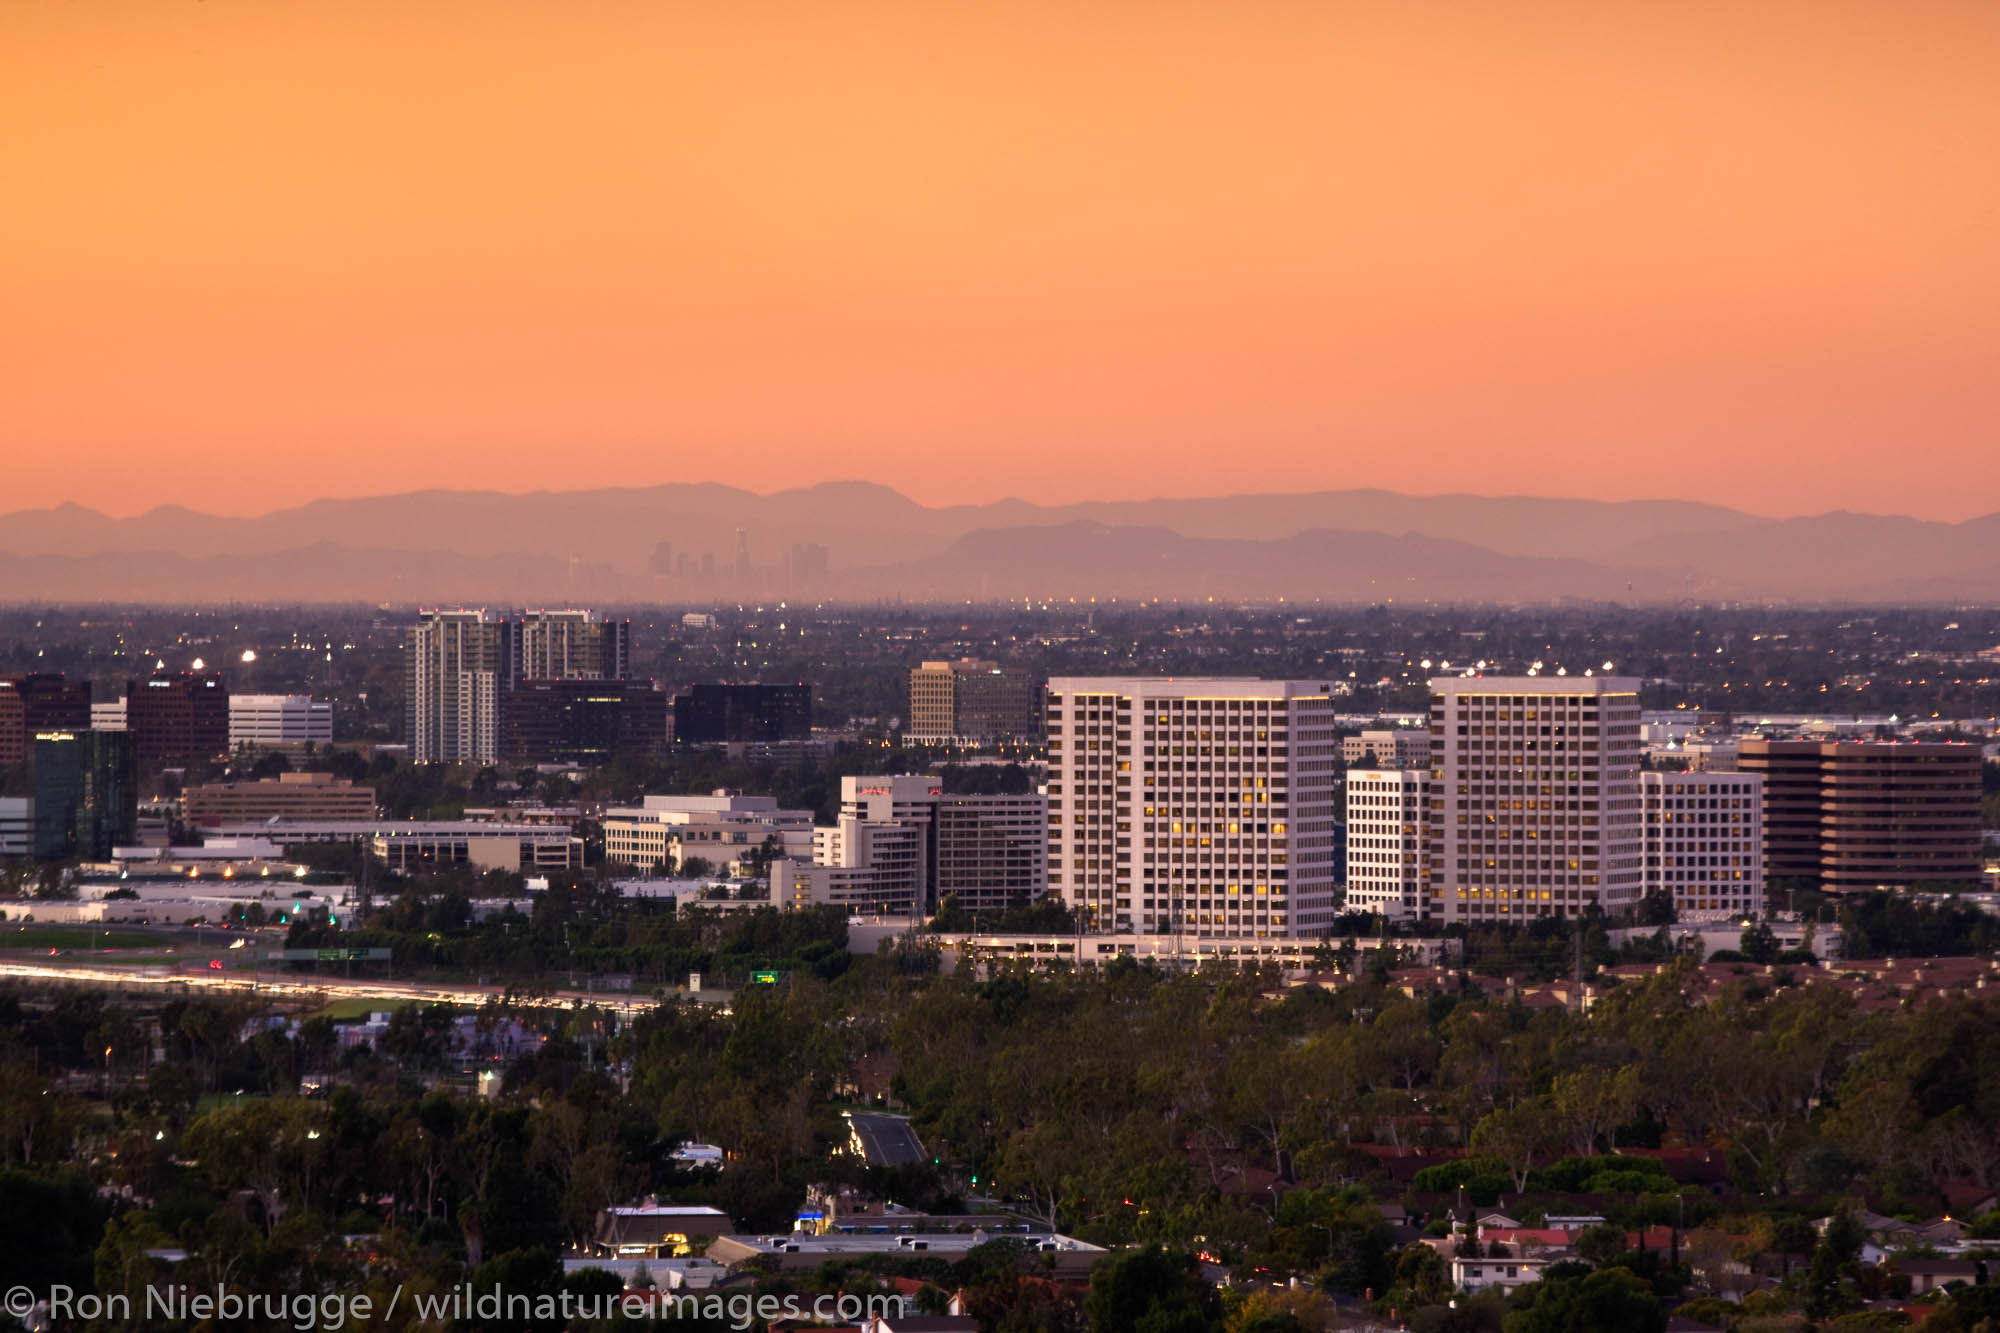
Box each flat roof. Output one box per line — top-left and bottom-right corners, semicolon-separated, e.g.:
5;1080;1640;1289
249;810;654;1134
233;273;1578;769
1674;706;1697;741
607;1205;731;1218
212;821;572;838
716;1233;1100;1256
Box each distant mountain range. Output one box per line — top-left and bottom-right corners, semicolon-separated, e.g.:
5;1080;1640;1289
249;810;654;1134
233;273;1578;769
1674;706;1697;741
1;483;1996;604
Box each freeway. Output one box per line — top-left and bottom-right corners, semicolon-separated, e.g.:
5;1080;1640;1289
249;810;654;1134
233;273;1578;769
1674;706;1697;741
0;959;682;1018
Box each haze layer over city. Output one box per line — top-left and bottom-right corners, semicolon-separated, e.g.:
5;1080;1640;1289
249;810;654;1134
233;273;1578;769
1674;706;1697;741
7;3;2000;1333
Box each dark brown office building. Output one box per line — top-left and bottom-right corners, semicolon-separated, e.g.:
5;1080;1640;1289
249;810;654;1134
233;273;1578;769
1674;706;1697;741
502;678;669;764
672;682;812;744
126;672;229;768
0;673;92;769
1739;739;1983;890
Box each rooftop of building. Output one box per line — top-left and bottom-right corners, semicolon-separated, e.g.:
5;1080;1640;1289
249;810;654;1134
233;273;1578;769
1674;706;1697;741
209;819;574;837
1047;676;1337;697
185;772;361;789
1430;674;1641;694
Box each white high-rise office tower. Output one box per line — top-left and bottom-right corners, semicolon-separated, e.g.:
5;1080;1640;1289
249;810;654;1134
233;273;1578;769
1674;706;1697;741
1426;675;1644;923
407;610;507;764
1045;678;1342;937
1343;769;1430;921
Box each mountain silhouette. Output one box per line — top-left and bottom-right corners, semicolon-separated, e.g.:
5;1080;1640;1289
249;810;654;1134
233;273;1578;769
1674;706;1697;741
0;483;1993;603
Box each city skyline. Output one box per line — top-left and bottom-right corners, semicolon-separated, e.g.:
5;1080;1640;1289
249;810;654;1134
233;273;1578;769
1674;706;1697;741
6;2;2000;520
5;4;2000;1325
8;476;2000;527
7;478;2000;604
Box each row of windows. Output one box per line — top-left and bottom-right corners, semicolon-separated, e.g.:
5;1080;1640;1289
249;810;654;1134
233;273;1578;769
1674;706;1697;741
1053;699;1290;716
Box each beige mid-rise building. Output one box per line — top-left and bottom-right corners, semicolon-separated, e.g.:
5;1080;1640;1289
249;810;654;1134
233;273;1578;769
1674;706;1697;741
227;694;333;750
906;659;1038;746
512;609;630;683
767;775;1049;917
181;772;377;828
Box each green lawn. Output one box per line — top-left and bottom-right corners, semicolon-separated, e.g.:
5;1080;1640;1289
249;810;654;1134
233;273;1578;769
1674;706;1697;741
193;1091;269;1114
309;995;450;1020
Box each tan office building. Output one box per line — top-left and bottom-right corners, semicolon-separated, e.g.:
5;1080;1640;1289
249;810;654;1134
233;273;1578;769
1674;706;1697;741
907;659;1038;746
182;772;378;827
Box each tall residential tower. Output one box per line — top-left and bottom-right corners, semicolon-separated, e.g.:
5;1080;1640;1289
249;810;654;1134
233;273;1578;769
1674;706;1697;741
406;610;509;764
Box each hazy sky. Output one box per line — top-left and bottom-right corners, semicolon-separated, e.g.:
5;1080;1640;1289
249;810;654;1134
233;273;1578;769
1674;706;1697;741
5;1;1998;520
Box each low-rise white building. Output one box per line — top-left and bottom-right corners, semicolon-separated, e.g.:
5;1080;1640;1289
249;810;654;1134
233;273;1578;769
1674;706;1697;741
41;874;359;925
602;792;813;874
772;819;928;917
0;797;30;858
560;1257;725;1290
228;694;334;749
707;1229;1102;1278
211;819;579;869
867;925;1461;974
1645;740;1740;772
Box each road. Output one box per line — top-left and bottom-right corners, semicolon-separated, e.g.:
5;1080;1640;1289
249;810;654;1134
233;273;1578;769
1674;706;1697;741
845;1111;928;1167
0;958;682;1018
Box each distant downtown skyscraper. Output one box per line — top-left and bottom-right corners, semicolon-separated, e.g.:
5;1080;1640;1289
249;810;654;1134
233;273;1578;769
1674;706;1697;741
1045;677;1342;937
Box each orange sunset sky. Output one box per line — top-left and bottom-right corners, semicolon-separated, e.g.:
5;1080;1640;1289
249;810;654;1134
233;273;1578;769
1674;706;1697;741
4;1;1998;521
